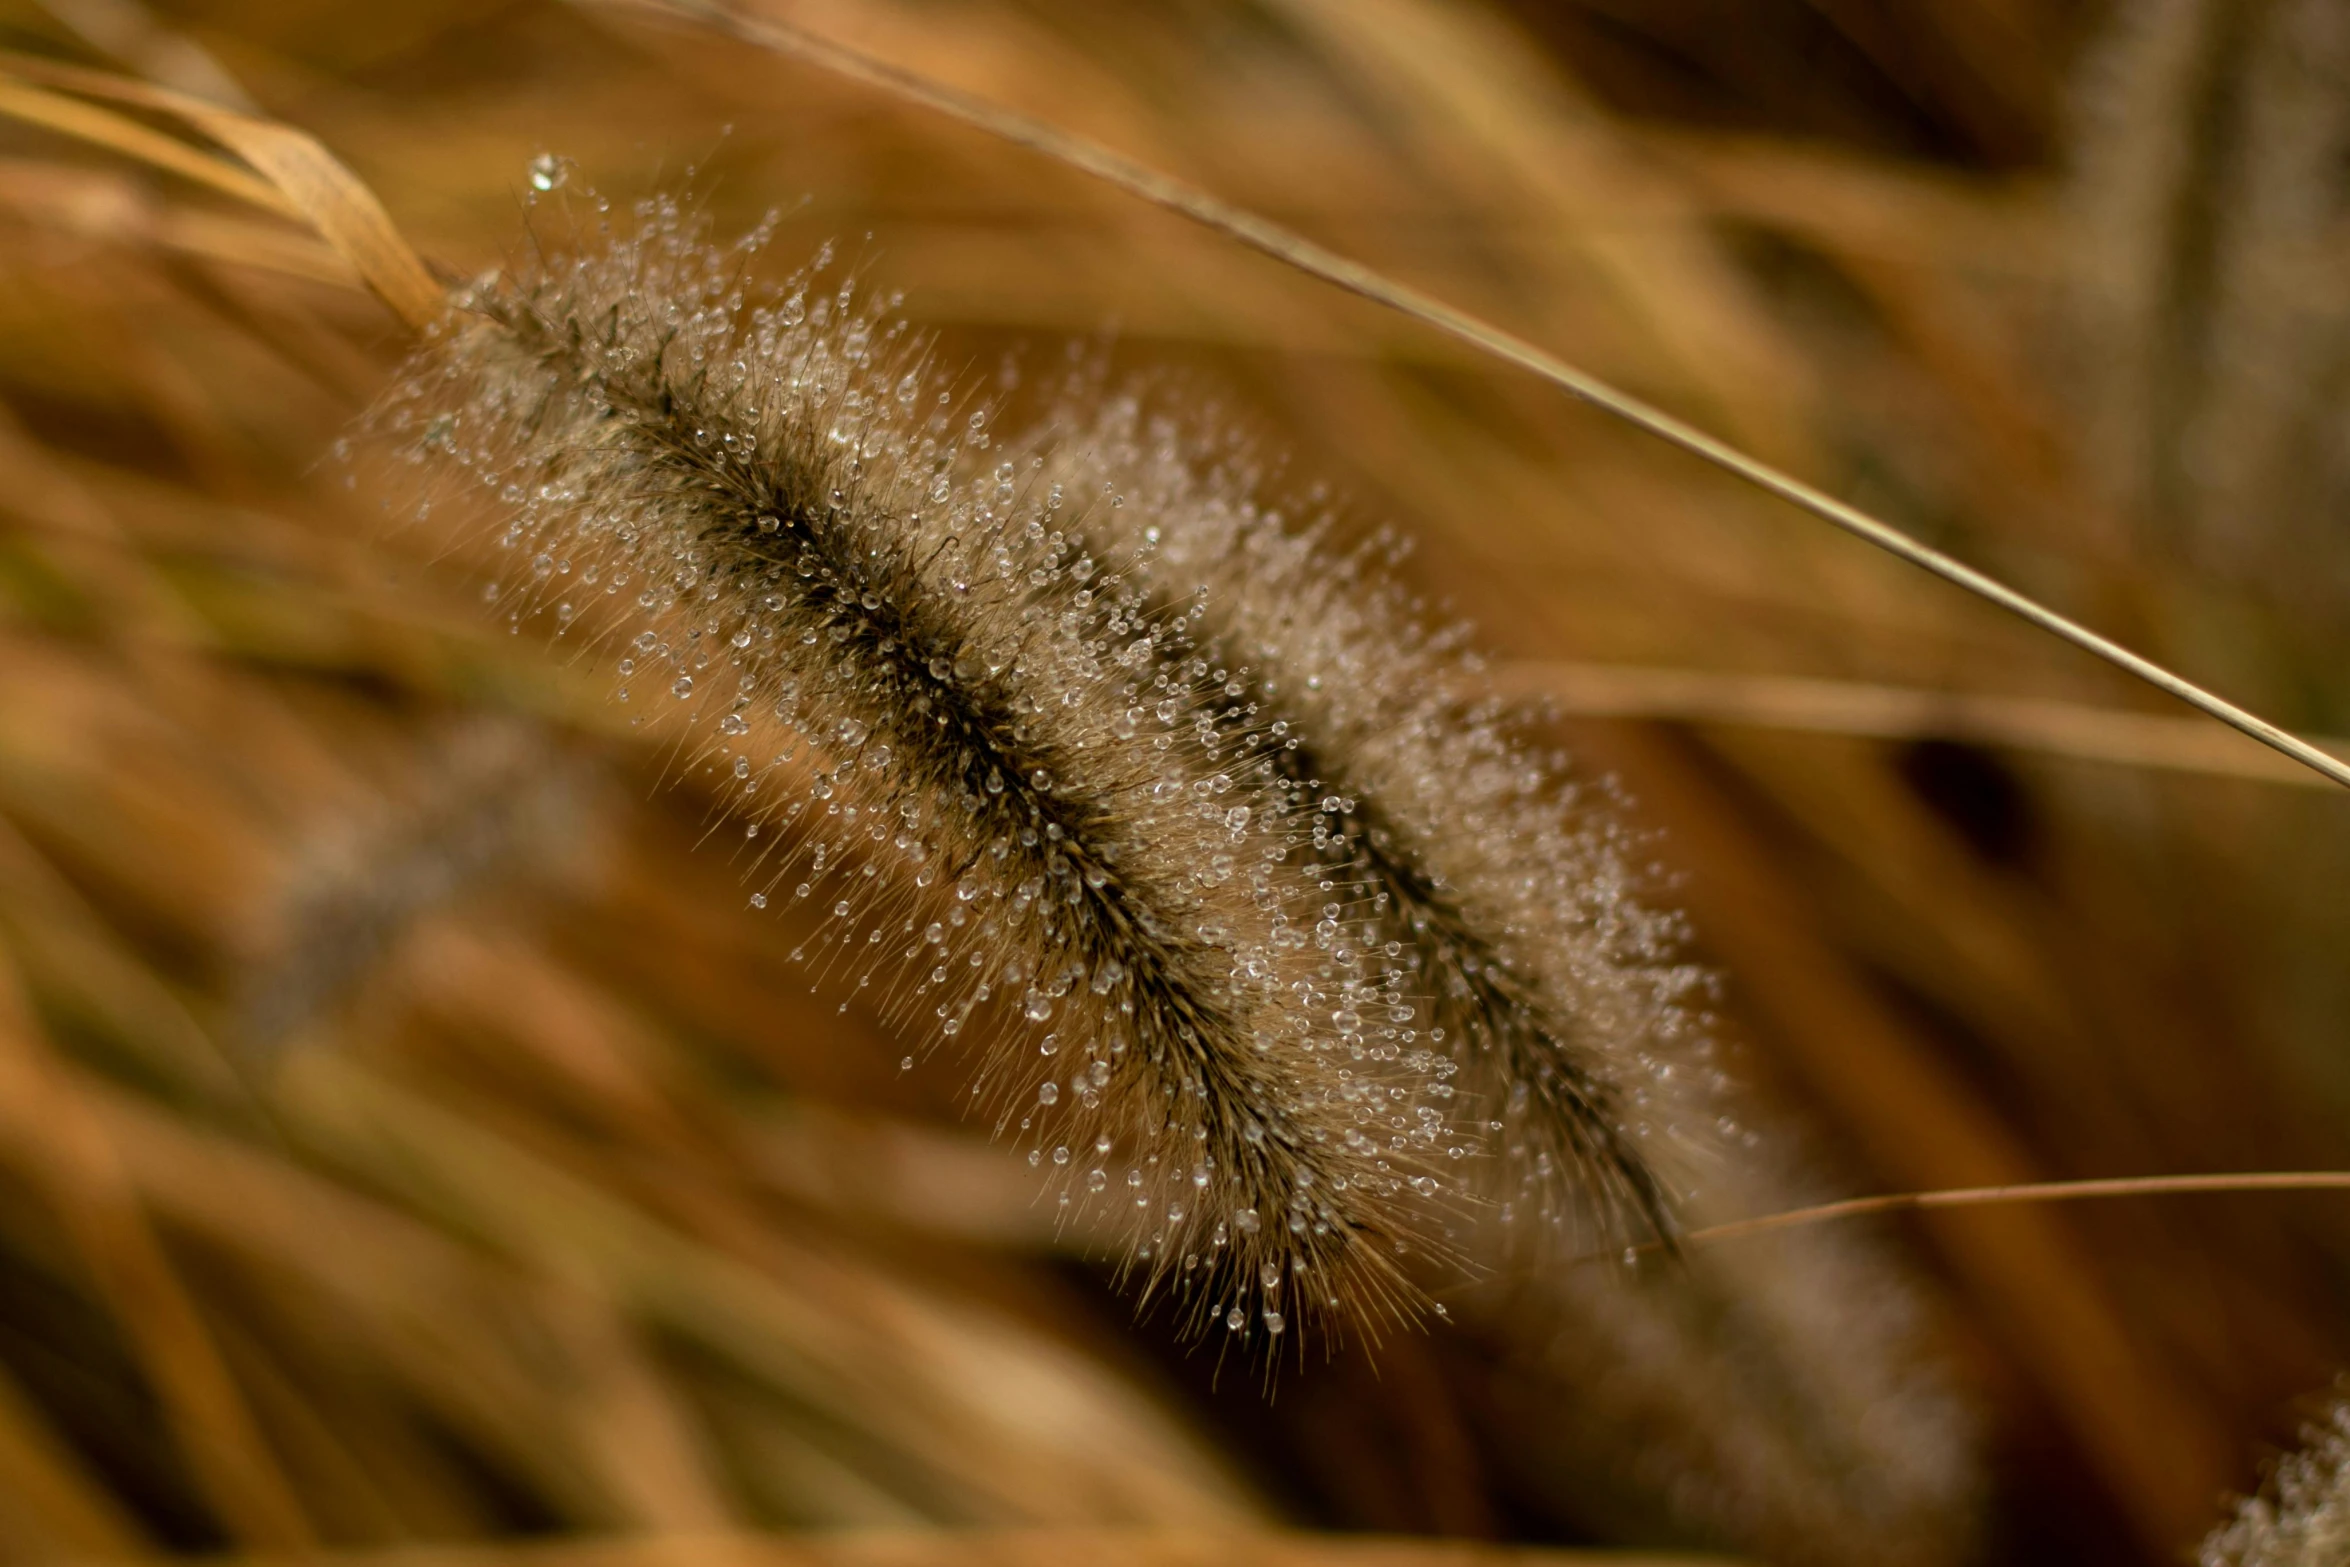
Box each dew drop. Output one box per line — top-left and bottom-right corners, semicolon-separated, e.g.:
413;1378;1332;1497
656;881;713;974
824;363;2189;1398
527;152;568;191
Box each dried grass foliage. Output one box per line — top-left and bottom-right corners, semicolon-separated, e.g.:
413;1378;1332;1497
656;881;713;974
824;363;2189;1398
0;2;2346;1565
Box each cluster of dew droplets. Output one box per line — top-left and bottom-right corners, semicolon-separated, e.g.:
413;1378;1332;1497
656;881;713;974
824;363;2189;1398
376;187;1477;1344
1014;385;1723;1258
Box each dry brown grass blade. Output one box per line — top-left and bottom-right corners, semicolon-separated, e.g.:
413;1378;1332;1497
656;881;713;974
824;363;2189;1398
1264;0;1815;466
0;947;314;1551
1500;661;2350;787
588;0;2350;796
0;53;443;328
744;1101;1086;1251
1637;130;2059;277
526;1285;738;1531
0;157;357;287
270;1050;1262;1530
1686;1173;2350;1248
0;68;284;215
35;0;261;113
138;1531;1740;1567
1579;724;2233;1551
0;1355;146;1558
59;1062;672;1526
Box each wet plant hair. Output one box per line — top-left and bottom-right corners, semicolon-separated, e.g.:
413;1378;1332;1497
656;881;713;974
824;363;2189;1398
2202;1392;2350;1566
376;195;1488;1343
1041;388;1708;1251
374;193;1696;1340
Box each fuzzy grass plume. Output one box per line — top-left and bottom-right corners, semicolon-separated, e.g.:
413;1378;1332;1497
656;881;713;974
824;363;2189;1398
2202;1394;2350;1566
375;195;1504;1344
1042;389;1705;1251
2074;0;2350;615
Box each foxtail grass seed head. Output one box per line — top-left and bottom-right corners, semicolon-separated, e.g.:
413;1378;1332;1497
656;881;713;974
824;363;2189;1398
2074;0;2350;610
1039;387;1703;1254
241;717;596;1053
374;193;1481;1341
2203;1393;2350;1567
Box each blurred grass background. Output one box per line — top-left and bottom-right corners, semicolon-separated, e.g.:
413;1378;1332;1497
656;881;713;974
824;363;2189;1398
0;0;2346;1563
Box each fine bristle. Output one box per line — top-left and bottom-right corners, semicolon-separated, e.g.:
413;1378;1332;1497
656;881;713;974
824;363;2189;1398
2202;1395;2350;1567
1045;388;1700;1256
375;197;1473;1344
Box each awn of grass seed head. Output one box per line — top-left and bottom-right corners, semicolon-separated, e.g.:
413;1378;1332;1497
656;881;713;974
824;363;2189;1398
1039;387;1702;1256
371;194;1477;1345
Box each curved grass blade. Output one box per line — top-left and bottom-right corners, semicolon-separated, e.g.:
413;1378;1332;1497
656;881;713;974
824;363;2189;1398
0;52;444;329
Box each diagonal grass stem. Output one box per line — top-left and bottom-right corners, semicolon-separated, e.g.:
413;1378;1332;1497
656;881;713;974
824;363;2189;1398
597;0;2350;795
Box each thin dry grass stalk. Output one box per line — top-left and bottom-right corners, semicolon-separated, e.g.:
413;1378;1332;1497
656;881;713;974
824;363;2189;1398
1499;661;2350;786
585;0;2350;795
1678;1172;2350;1249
